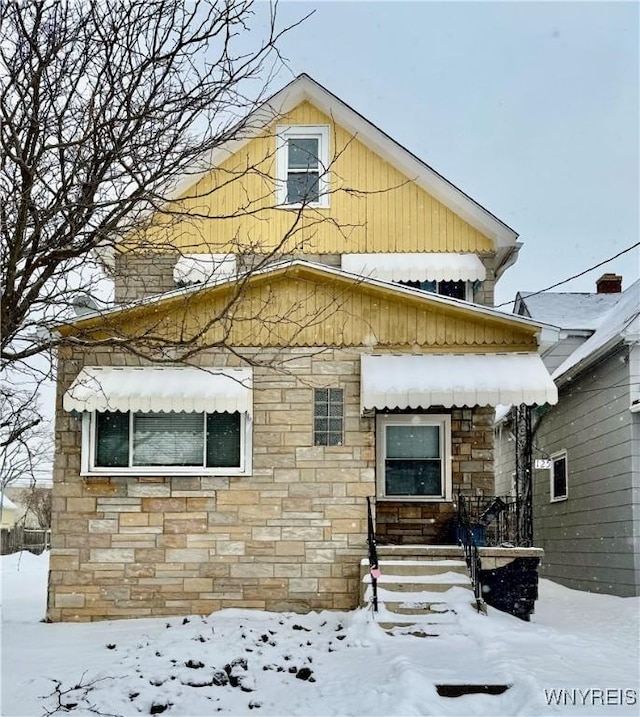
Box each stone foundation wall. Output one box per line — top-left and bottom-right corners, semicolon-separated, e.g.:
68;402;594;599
48;347;374;621
375;406;495;544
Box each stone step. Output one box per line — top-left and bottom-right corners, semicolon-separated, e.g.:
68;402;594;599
360;558;468;578
365;586;458;615
376;545;465;560
363;571;471;592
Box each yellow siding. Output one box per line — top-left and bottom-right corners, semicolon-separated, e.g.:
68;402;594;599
131;102;493;255
85;272;537;351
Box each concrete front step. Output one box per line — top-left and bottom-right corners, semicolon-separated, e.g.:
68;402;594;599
364;586;460;614
361;548;475;634
376;545;465;560
363;570;471;593
360;558;468;578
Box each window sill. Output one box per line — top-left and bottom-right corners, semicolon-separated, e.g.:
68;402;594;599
378;495;451;503
81;468;250;478
275;202;330;211
550;496;568;503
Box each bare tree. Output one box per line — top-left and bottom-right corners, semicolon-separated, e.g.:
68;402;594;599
24;485;52;529
0;387;53;527
1;0;337;444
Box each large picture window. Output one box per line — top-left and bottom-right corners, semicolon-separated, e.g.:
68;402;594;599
276;125;329;207
87;411;248;475
376;414;451;501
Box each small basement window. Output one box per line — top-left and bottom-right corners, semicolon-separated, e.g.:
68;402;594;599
314;388;344;446
276;125;329;207
550;450;568;501
86;411;249;475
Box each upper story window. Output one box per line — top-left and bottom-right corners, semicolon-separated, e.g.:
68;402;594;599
276;125;329;208
399;279;471;301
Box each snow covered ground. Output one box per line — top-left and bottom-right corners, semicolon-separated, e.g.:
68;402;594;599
1;551;638;716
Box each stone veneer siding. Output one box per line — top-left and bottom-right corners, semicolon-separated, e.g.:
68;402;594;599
49;345;498;621
48;347;375;621
374;407;495;544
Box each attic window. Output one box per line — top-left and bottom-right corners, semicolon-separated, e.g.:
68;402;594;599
276;125;329;207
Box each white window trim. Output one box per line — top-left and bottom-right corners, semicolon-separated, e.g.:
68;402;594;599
276;125;330;208
550;450;568;502
376;414;452;502
80;411;252;477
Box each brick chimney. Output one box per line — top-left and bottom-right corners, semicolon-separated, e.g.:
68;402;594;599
596;273;622;294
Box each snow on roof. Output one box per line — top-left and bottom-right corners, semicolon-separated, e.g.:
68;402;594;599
1;494;18;510
518;291;622;331
552;279;639;381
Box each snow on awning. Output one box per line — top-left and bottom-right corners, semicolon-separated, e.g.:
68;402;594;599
63;366;253;415
360;353;557;411
173;254;236;285
341;253;486;282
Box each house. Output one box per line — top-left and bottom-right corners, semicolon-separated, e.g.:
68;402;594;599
495;274;640;597
1;494;18;530
47;74;558;622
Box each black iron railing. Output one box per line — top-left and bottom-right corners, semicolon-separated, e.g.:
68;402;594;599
366;496;379;612
456;494;485;613
457;495;528;548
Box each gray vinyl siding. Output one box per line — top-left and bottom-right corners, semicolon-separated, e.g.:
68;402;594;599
631;345;640;592
533;343;638;597
541;336;588;374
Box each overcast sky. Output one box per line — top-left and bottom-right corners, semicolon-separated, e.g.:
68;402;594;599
269;0;639;307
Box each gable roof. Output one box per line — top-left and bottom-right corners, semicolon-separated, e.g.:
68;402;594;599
1;494;18;511
515;290;621;331
59;259;558;349
170;74;519;256
552;279;639;383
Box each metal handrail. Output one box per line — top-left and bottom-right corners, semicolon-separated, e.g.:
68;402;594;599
366;496;379;612
457;493;485;614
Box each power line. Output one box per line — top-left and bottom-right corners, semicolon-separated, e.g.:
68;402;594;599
496;241;640;308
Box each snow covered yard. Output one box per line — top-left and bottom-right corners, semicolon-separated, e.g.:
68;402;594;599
1;551;638;716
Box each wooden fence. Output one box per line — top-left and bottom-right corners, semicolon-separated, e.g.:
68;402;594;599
1;526;51;555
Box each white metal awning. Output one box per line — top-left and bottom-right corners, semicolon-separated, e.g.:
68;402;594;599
360;353;558;411
173;254;237;286
63;366;253;415
341;253;487;282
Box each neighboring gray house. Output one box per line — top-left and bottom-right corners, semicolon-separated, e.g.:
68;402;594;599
495;273;640;597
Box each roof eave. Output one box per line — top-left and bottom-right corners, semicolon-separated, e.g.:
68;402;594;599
60;258;555;342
